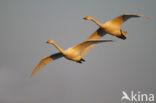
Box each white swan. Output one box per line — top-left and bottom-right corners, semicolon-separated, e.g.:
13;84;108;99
30;39;113;77
84;14;151;40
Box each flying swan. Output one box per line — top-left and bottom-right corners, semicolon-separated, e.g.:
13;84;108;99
30;39;113;77
84;14;151;40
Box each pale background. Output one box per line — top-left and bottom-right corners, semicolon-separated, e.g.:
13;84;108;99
0;0;156;103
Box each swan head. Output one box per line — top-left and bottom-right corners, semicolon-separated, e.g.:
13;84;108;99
47;40;54;44
83;16;92;20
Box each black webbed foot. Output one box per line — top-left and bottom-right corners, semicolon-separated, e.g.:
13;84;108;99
77;58;85;64
119;29;126;40
77;61;82;64
117;34;126;40
81;58;85;62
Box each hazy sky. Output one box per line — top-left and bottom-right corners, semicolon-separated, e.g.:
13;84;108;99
0;0;156;103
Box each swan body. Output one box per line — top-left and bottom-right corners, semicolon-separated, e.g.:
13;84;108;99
61;48;82;61
47;40;82;62
84;14;151;40
30;39;113;77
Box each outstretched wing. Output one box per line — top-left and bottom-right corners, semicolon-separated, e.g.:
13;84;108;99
104;14;151;30
73;40;113;57
87;27;106;40
84;28;107;55
30;52;63;77
81;40;113;57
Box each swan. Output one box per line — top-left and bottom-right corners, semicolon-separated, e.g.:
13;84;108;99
84;14;151;40
30;39;113;77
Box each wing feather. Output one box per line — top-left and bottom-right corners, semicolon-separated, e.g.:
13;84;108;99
80;40;113;57
87;28;106;40
30;52;63;77
104;14;151;30
73;40;113;57
85;28;107;55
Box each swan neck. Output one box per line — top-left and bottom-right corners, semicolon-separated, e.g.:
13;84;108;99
52;42;64;54
91;18;104;28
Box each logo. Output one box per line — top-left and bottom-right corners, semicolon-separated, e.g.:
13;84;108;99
121;91;154;102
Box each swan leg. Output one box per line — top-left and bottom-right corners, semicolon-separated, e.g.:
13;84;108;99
81;58;85;62
77;58;85;64
121;34;126;40
77;61;82;64
118;29;126;40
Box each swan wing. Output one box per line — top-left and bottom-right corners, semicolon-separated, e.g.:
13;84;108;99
104;14;151;30
87;28;106;40
82;28;106;57
81;40;113;57
79;44;94;57
86;39;113;42
73;40;113;57
30;52;63;77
